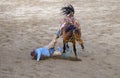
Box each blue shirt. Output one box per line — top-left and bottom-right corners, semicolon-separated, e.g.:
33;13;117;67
35;47;55;61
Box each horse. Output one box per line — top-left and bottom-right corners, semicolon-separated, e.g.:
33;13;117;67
62;25;84;59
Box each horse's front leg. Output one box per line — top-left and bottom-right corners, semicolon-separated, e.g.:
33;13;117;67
63;42;66;53
62;40;69;58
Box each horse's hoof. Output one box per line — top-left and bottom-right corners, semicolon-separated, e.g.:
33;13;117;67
82;49;85;52
62;53;69;58
75;57;82;61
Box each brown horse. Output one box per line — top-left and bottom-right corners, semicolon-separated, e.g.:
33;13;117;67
62;25;84;59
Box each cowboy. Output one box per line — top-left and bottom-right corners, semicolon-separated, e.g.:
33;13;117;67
30;38;61;61
30;38;71;61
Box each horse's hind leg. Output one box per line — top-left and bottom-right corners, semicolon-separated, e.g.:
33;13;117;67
74;33;84;50
73;42;77;59
76;38;84;49
62;42;69;58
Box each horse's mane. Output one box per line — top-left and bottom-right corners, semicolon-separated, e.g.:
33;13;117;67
61;4;75;15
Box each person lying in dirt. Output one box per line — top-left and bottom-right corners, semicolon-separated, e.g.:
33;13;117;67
30;38;71;61
30;47;62;61
30;38;58;61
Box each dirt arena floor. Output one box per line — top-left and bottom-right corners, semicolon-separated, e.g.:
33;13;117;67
0;0;120;78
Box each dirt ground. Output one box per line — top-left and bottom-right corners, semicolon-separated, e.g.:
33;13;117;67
0;0;120;78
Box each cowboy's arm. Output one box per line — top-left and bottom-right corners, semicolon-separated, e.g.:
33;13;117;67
46;38;57;49
35;49;42;61
59;22;66;30
55;22;67;38
47;20;67;49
